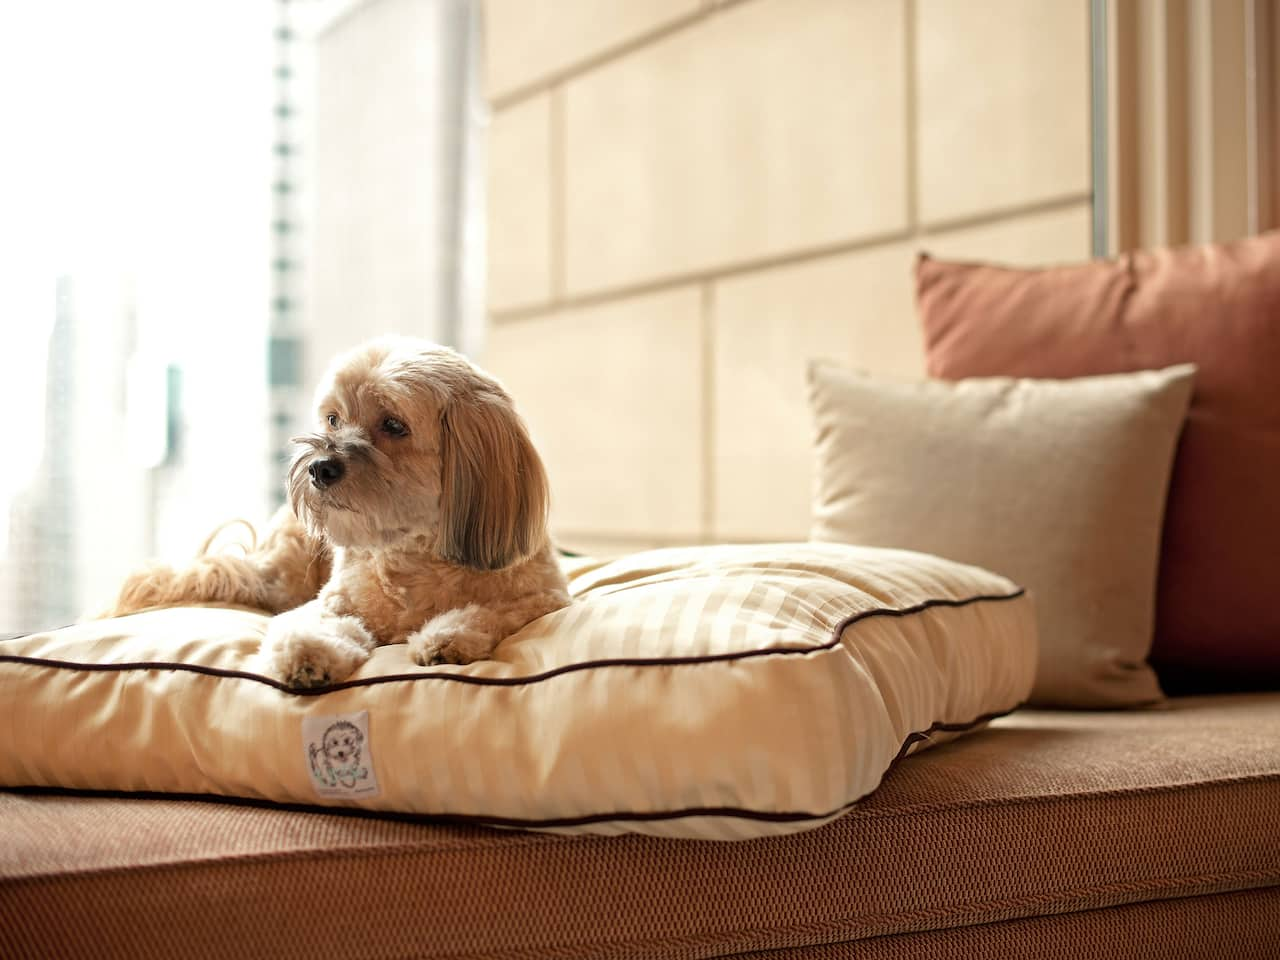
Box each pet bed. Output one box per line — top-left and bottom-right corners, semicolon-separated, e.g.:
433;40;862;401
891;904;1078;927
0;542;1036;839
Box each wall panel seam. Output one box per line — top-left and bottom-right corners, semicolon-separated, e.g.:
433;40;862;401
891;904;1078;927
701;282;716;543
918;192;1096;236
488;0;761;111
488;193;1092;324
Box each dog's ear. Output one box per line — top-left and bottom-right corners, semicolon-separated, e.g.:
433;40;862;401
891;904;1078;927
438;393;549;570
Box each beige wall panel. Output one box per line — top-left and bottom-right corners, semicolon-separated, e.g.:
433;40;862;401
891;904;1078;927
563;0;908;297
921;202;1094;266
484;0;700;100
712;243;920;541
917;0;1092;225
487;94;553;312
484;288;704;539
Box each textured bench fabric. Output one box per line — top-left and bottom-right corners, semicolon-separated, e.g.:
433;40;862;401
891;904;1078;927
3;692;1278;959
733;888;1280;960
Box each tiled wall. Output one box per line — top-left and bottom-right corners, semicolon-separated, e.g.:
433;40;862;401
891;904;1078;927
482;0;1094;554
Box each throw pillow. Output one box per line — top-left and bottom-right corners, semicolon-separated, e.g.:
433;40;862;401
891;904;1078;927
916;231;1280;690
807;361;1195;708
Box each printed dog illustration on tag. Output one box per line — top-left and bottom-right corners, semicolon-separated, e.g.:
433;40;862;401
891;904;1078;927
308;720;370;790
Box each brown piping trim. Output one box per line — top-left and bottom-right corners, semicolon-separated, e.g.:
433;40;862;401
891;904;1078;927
1;705;1021;830
0;588;1025;695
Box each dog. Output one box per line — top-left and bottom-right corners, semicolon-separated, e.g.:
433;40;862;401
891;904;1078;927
106;336;571;688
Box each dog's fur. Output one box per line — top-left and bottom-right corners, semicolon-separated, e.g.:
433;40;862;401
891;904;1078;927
105;337;571;687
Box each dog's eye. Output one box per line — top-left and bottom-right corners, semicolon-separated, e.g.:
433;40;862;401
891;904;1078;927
380;416;408;437
326;413;339;428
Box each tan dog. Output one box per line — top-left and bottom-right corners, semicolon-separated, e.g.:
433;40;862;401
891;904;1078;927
107;337;571;688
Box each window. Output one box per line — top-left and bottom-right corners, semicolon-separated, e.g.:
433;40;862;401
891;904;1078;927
0;0;482;633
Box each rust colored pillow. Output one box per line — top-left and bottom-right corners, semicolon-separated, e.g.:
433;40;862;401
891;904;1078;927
916;230;1280;692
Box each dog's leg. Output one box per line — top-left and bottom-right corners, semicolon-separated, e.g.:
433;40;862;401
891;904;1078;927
105;506;331;618
408;592;567;666
258;599;376;688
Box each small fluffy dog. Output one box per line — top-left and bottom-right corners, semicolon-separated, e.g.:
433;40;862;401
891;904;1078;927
107;337;571;688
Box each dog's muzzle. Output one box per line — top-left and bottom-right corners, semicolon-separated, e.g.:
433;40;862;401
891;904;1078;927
308;457;345;489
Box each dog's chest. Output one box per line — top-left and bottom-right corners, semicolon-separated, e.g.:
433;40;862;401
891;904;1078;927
328;556;460;645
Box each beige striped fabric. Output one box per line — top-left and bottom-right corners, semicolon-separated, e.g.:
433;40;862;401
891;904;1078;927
0;543;1035;839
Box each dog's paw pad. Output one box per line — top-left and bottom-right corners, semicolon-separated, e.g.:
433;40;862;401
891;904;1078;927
412;642;470;667
260;611;371;688
286;660;332;689
410;630;491;667
408;606;498;668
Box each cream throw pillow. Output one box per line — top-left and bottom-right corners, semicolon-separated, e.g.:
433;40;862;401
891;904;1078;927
807;361;1195;708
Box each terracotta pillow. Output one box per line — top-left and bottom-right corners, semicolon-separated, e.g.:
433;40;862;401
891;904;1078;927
916;230;1280;691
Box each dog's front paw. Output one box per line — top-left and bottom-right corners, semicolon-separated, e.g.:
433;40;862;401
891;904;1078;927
259;608;374;688
409;606;497;667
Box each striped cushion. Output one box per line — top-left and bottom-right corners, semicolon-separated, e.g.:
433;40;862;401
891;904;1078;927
0;543;1035;839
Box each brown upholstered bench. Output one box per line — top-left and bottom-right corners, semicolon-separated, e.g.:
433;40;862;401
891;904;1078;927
4;692;1278;959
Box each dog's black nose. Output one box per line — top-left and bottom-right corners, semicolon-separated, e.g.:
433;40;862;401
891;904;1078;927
309;457;345;489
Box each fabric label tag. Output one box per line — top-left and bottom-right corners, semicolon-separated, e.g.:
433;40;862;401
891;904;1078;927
302;710;380;799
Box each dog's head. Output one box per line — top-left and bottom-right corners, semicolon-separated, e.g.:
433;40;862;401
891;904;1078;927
321;721;363;766
287;337;549;570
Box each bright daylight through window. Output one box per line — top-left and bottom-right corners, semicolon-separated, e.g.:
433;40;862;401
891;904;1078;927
0;0;482;634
